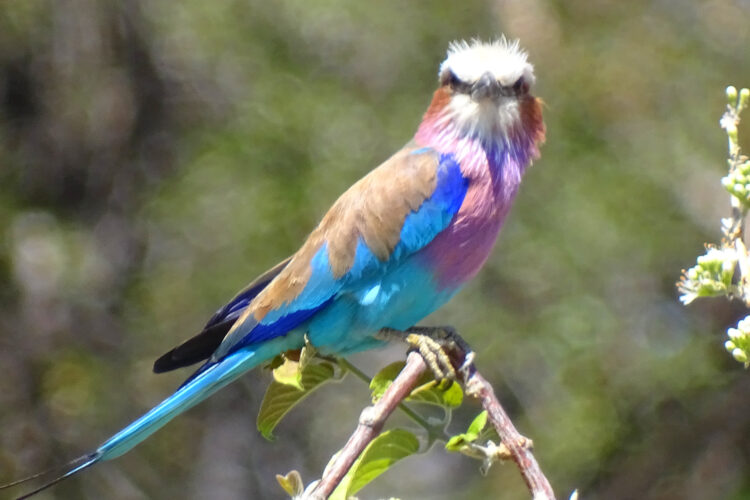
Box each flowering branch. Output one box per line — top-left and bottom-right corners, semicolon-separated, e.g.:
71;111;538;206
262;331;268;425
678;85;750;366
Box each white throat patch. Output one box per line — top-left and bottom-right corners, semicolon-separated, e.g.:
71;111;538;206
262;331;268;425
439;94;521;143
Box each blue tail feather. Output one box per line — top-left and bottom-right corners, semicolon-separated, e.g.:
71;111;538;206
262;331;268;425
98;333;304;460
8;332;304;498
9;453;100;500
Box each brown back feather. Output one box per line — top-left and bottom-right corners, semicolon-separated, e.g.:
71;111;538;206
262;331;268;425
249;144;439;323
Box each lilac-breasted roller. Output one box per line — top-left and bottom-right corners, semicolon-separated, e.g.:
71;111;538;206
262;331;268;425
8;38;545;498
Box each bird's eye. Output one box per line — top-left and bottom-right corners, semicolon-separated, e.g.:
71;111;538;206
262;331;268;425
441;70;460;89
513;77;529;95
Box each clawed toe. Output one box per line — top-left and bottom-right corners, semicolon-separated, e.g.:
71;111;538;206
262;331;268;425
405;333;457;382
377;326;475;383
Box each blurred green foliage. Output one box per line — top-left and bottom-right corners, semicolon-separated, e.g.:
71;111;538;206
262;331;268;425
1;0;750;499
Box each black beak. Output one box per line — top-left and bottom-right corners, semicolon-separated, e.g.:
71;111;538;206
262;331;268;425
471;72;501;101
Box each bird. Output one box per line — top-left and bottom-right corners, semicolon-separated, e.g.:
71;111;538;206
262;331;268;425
4;37;545;498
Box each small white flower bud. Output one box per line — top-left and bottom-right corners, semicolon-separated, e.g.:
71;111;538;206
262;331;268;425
732;348;748;364
727;86;738;104
740;88;750;110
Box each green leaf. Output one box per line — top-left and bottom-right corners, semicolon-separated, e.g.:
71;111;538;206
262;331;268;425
275;470;304;497
272;356;305;390
272;343;317;390
370;362;463;408
407;379;463;408
445;411;488;452
330;429;419;499
298;340;317;370
257;361;335;440
466;410;488;437
445;434;467;452
264;353;286;371
369;361;405;402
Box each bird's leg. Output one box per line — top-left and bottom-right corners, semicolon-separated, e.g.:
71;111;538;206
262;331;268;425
376;326;475;382
407;326;476;381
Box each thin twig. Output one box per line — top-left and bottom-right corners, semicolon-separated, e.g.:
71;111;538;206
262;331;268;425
307;351;426;499
463;369;556;500
336;357;447;443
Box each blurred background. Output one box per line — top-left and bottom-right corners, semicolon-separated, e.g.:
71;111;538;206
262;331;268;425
1;0;750;499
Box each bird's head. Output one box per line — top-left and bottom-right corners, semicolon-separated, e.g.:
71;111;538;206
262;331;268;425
420;38;544;150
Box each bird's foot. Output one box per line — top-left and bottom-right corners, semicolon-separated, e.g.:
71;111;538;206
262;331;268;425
377;326;475;383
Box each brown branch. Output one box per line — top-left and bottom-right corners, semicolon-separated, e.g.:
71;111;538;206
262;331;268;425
464;369;556;500
307;351;426;499
305;335;556;500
